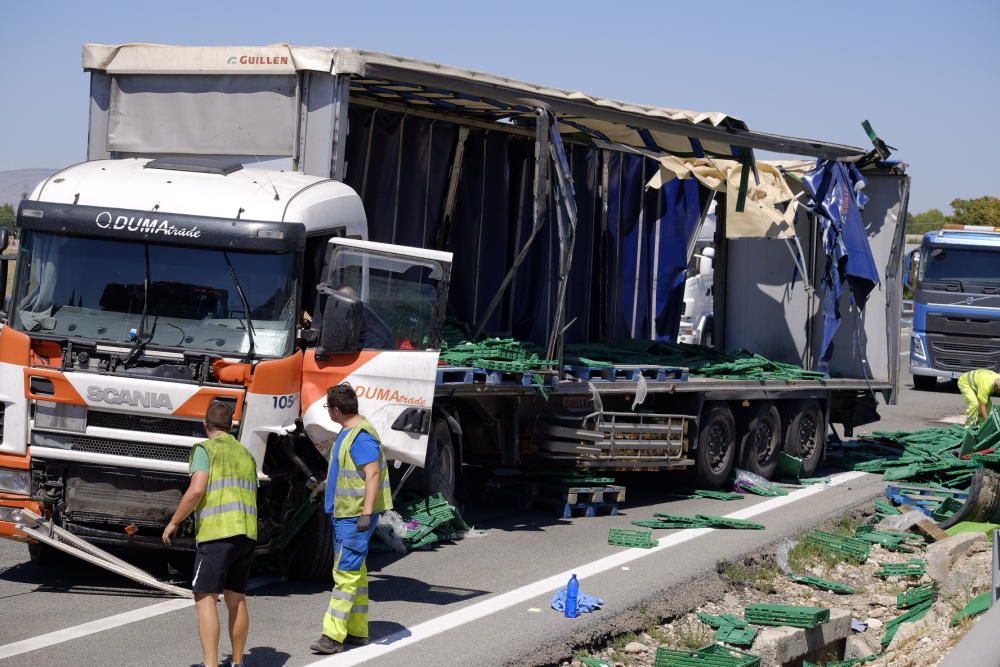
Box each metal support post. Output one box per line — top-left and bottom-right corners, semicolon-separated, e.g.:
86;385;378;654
87;72;112;160
473;109;549;339
545;112;579;363
296;72;350;179
435;127;471;250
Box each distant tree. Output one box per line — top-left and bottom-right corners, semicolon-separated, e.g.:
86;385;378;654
0;204;13;229
949;196;1000;227
907;208;947;235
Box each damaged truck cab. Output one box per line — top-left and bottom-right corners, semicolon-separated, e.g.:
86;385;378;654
0;157;451;577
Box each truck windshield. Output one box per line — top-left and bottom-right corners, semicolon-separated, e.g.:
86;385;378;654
12;231;297;357
918;246;1000;286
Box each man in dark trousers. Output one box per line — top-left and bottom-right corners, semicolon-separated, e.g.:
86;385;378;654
311;383;394;654
163;401;258;667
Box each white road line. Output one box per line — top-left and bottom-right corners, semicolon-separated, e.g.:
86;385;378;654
0;575;278;660
313;471;869;666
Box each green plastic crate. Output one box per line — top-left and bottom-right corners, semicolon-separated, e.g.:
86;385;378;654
897;584;936;609
876;558;926;578
951;592;992;626
698;612;748;629
790;574;857;595
608;528;657;549
803;531;871;563
654;644;760;667
715;624;758;646
745;603;830;629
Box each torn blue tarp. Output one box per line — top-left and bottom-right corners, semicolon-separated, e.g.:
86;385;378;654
802;160;879;369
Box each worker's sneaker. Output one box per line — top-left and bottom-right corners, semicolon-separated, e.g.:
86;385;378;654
310;634;345;654
344;634;369;646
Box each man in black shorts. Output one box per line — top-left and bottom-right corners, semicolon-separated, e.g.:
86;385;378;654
163;401;258;667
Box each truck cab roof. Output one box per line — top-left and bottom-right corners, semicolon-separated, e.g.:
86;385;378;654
29;157;367;238
923;227;1000;249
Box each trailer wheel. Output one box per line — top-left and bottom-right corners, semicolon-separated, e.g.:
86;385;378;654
694;405;737;489
288;502;334;582
424;419;458;506
913;375;937;391
740;402;781;479
784;400;826;477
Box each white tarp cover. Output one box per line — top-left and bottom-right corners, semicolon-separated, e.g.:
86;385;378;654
82;44;865;161
647;157;815;238
108;74;298;156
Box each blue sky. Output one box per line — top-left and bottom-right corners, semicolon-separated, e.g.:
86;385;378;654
1;1;997;213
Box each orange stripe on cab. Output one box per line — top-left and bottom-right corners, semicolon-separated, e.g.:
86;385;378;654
174;388;246;420
301;350;380;408
23;368;87;405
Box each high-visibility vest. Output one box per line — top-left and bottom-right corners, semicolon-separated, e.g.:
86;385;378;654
190;433;258;543
332;419;393;518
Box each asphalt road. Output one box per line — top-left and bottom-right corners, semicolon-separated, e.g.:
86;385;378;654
0;331;971;667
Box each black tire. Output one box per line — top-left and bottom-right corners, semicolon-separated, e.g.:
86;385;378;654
288;502;334;581
424;419;458;506
913;374;937;391
784;400;826;477
740;402;782;480
694;405;737;489
27;541;59;566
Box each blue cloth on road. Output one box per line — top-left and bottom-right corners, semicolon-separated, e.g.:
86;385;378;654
333;514;380;572
324;429;382;514
551;587;604;613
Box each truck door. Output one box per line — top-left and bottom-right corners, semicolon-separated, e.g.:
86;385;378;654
301;238;452;467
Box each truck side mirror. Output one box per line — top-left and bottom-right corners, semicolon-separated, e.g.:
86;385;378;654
0;228;10;321
315;286;363;357
903;249;918;290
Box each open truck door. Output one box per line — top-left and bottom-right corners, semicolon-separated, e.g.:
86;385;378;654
301;238;452;467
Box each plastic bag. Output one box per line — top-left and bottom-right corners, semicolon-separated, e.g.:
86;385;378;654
374;509;408;553
774;539;796;575
875;509;927;533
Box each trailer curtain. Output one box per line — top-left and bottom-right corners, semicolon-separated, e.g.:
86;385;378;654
342;106;696;347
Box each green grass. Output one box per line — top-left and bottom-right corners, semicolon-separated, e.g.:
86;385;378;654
719;555;782;593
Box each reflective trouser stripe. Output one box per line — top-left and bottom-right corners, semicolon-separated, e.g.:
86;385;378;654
206;477;257;493
322;561;370;642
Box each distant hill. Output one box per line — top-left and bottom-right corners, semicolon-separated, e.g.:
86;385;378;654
0;169;57;206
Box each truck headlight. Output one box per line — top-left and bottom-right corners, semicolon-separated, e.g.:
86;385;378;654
34;401;87;433
0;468;30;495
910;335;927;361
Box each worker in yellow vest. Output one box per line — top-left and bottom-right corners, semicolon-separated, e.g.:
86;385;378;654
311;383;393;655
163;401;258;667
957;369;1000;427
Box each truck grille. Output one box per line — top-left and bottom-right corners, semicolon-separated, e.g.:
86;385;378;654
33;432;192;463
537;412;693;470
927;334;1000;372
87;410;207;437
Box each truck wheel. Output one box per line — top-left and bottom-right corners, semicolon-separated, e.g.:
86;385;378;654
694;405;737;489
913;375;937;391
424;419;458;506
784;400;826;477
27;541;60;566
288;502;334;582
740;402;781;479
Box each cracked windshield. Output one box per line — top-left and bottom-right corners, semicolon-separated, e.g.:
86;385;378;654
13;231;297;356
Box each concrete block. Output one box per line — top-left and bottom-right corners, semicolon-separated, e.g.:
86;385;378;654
844;634;878;660
926;532;985;583
751;608;852;666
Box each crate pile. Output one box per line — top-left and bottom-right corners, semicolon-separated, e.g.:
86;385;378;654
397;493;470;550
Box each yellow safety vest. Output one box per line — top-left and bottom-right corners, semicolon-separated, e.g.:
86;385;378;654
332;419;393;518
190;433;258;543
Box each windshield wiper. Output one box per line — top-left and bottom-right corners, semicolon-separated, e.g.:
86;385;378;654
223;251;256;362
124;244;154;368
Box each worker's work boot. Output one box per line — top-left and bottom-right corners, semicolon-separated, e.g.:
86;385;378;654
310;634;345;654
345;634;369;646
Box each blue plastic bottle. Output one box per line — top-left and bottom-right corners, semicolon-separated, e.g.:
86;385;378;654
564;574;579;618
